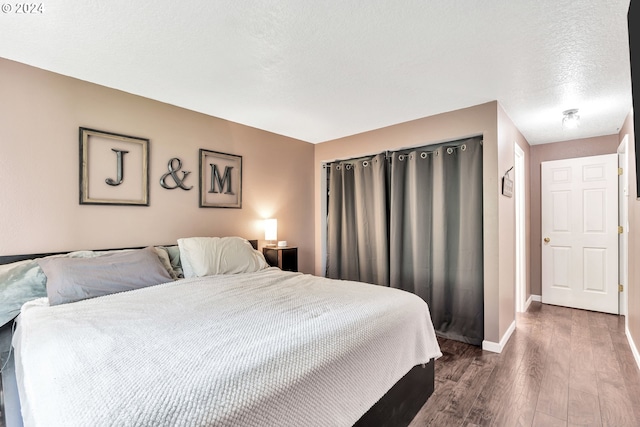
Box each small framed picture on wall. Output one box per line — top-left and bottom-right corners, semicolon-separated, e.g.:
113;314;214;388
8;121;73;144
79;127;149;206
199;149;242;208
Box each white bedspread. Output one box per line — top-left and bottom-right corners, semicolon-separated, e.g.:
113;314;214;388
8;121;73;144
13;268;442;427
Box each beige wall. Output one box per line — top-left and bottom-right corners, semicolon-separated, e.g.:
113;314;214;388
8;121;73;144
497;105;531;329
0;58;316;273
314;101;513;344
528;135;620;295
619;111;639;350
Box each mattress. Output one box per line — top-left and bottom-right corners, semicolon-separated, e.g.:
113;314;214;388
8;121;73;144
13;268;441;427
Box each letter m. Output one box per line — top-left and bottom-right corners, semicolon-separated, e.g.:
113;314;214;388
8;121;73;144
209;164;235;194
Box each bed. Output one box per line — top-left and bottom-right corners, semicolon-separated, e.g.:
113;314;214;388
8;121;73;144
0;237;441;427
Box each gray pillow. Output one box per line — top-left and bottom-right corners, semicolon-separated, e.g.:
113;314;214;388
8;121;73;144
39;247;173;306
0;251;99;327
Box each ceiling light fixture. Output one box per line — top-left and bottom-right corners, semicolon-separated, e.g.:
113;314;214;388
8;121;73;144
562;109;580;129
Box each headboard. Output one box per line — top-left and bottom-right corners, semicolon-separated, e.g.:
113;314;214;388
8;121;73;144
0;239;259;265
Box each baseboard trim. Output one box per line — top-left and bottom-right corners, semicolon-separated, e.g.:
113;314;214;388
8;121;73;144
626;324;640;371
482;320;516;353
524;295;533;311
523;295;541;312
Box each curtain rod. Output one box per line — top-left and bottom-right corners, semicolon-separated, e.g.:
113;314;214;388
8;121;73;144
322;134;483;167
392;133;483;153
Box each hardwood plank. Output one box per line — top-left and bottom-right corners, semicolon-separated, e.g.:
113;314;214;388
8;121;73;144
619;380;640;424
611;332;640;423
463;405;492;426
590;325;614;351
596;370;639;427
599;396;638;427
569;318;598;396
408;379;457;426
429;358;494;426
569;364;598;396
535;372;569;421
517;337;548;391
587;310;608;328
568;388;601;426
491;331;550;426
611;331;640;386
600;312;624;333
570;333;595;373
434;339;480;383
596;368;627;399
533;411;567;427
591;342;622;376
463;360;523;426
490;367;541;427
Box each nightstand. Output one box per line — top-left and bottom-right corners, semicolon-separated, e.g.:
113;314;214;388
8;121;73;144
263;247;298;272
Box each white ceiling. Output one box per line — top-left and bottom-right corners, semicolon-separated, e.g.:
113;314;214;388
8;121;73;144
0;1;632;145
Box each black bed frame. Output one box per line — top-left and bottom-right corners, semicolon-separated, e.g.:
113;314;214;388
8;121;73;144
0;240;260;265
0;241;435;427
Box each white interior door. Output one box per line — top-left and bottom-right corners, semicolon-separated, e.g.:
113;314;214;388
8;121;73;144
541;154;618;314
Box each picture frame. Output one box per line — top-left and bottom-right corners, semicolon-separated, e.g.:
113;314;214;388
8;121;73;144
502;176;513;197
199;149;242;208
79;127;149;206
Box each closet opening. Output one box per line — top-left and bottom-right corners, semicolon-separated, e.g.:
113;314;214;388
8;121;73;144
323;136;484;345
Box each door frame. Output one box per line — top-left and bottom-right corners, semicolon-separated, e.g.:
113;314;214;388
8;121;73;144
618;135;629;317
515;144;526;312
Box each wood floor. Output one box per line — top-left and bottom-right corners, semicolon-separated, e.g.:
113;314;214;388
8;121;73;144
409;302;640;426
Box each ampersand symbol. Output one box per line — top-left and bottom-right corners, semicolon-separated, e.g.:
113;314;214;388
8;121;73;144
160;158;193;190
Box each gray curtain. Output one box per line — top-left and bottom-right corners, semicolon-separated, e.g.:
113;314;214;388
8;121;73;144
389;137;483;345
326;153;389;286
326;137;483;345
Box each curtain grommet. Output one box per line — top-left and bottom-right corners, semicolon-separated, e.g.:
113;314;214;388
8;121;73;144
461;144;467;151
398;155;405;161
420;152;427;159
447;147;454;154
362;161;369;167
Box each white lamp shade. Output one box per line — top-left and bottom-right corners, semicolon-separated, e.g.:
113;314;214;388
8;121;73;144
264;219;277;241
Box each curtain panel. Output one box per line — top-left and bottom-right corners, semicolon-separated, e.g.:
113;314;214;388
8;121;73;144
326;153;389;286
326;137;483;345
389;139;484;345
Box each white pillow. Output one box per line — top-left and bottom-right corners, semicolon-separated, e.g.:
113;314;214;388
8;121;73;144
177;237;268;278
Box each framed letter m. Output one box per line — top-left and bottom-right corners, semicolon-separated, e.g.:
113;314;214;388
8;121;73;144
199;149;242;208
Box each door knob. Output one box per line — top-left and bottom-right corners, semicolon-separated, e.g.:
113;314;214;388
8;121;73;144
544;237;550;243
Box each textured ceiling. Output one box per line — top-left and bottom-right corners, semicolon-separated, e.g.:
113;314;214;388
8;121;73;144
0;1;632;144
